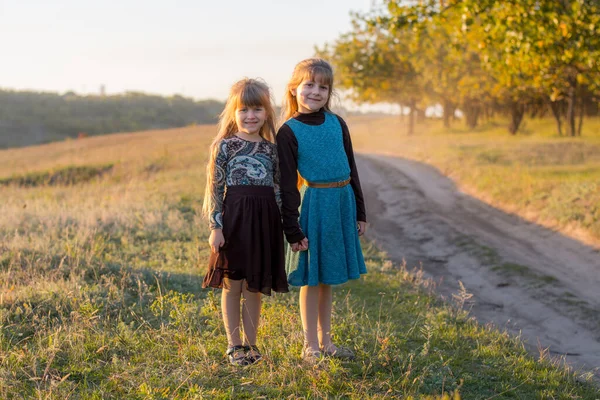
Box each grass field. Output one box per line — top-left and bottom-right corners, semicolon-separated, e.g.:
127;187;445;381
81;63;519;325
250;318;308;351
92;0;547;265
349;116;600;247
1;120;599;398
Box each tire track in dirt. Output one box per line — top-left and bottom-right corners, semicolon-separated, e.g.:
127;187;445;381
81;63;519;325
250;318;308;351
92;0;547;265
358;153;600;378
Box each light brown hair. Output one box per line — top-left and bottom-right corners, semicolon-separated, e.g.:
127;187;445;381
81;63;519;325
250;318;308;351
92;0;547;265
280;58;335;123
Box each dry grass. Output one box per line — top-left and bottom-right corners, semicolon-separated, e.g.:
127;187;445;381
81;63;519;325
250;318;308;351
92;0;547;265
348;115;600;246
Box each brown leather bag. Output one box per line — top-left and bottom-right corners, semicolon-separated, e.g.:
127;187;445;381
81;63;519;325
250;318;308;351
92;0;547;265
202;249;228;289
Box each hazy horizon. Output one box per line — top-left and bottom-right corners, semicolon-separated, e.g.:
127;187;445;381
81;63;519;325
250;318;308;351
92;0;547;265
0;0;378;105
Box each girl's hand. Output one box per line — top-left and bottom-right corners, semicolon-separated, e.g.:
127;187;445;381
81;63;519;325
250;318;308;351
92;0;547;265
291;237;309;252
209;229;225;253
357;221;368;236
298;237;309;251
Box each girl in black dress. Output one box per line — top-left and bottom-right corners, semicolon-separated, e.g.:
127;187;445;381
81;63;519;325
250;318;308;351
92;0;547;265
202;78;288;366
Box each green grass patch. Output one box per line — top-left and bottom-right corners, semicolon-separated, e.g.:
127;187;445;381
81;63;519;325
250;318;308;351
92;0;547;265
1;219;598;398
492;262;531;276
0;163;114;187
492;263;559;286
2;253;598;398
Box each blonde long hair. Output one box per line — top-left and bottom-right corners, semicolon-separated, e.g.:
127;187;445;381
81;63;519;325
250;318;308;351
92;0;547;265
280;58;335;123
202;78;276;219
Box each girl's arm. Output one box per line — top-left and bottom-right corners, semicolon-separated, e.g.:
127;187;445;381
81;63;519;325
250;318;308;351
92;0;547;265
276;126;306;243
337;116;367;223
209;140;228;230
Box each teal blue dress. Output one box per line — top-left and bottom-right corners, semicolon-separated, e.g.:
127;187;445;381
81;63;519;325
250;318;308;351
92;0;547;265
277;111;367;286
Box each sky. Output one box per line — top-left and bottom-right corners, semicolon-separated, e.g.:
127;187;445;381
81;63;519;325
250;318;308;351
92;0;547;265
0;0;378;105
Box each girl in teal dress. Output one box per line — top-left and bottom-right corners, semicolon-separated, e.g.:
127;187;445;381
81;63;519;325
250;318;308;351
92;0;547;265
277;58;367;362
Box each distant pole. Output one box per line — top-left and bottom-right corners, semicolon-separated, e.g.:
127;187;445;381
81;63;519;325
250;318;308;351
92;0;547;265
100;85;106;96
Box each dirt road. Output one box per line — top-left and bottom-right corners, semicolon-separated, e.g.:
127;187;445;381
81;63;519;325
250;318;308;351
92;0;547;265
358;153;600;378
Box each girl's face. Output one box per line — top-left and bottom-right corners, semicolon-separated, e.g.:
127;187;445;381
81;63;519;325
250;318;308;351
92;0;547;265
293;77;330;114
235;105;266;135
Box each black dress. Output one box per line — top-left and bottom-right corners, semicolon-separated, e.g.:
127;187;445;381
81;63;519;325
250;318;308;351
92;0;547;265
205;136;288;295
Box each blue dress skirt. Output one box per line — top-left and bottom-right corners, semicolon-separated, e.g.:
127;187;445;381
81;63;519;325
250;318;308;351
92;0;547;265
284;112;367;286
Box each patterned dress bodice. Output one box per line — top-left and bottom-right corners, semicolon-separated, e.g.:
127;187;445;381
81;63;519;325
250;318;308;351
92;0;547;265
284;112;350;183
209;136;280;229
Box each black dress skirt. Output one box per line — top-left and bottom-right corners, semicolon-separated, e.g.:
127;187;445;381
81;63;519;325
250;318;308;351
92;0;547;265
204;185;288;295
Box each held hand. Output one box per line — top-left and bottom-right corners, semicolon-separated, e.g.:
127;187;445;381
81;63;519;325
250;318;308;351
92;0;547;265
208;229;225;253
291;238;309;252
357;221;368;236
298;237;309;251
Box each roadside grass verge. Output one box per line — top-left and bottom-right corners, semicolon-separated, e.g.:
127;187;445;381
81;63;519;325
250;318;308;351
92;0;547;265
349;116;600;245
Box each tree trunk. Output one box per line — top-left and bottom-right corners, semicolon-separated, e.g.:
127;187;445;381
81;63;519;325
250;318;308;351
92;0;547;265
443;99;454;128
529;105;538;118
408;99;416;135
566;76;577;137
470;109;480;129
463;100;480;129
508;102;526;135
578;94;584;136
549;100;563;136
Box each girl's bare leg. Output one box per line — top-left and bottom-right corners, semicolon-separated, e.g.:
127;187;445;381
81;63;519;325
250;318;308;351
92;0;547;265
317;284;333;350
221;278;243;347
316;284;354;359
299;285;320;352
241;282;262;346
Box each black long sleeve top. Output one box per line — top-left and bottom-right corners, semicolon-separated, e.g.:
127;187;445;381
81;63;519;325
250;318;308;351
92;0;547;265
276;109;367;243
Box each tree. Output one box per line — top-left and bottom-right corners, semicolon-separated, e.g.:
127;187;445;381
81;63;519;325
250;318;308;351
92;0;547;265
322;0;600;135
458;0;600;136
318;12;425;134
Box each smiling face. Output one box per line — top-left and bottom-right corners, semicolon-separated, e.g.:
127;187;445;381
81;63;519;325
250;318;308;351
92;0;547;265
292;75;330;114
235;105;266;136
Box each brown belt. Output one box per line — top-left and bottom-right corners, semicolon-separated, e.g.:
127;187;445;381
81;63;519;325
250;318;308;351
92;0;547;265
304;177;351;188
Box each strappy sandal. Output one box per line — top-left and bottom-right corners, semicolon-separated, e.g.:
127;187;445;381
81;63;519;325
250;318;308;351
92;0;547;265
321;344;355;360
245;345;263;364
226;345;250;366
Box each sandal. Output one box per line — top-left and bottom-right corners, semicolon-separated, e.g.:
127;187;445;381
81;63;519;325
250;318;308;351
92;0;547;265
245;345;263;364
321;344;355;360
302;347;323;364
226;345;250;366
